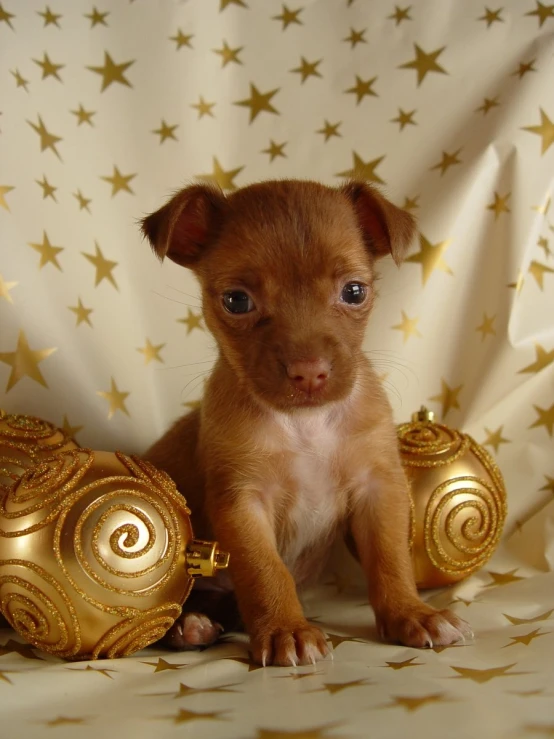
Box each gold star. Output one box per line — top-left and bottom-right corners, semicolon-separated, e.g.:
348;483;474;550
345;75;378;104
336;152;385;184
97;377;130;419
197;157;243;191
163;708;226;724
343;27;366;47
87;51;134;91
478;7;504;26
35;175;57;200
429;379;463;418
526;1;554;26
540;476;554;494
319;679;370;695
405;234;452;285
385;694;449;712
0;274;18;304
451;663;526;683
0;330;56;392
82;243;118;288
101;166;136;196
61;414;83;437
504;608;554;625
0;3;15;28
518;344;554;373
27;115;62;158
178;308;204;334
291;57;322;83
38;6;62;26
325;633;358;648
213;40;242;66
485;569;525;587
537;236;551;258
73;190;91;212
392;311;421;342
142;658;188;672
528;259;554;289
137;338;165;364
68;298;93;327
183;399;202;411
529;403;554;436
483;426;510;453
512;58;536;78
0;184;14;211
317;120;341;141
391;108;417;130
152;120;178;143
67;664;116;679
191;96;216;119
388;5;412;24
532;195;551;215
0;670;16;685
170;29;193;49
71;104;95;126
504;628;550;647
85;7;109;27
507;270;525;292
262;140;287;161
476;312;496;339
33;52;64;81
29;231;64;270
276;671;325;681
257;728;338;738
0;638;44;659
220;0;247;9
430;148;462;176
403;194;420;210
385;657;424;670
44;717;87;727
234;83;280;122
522;109;554;154
509;689;547;697
399;44;447;85
272;4;303;29
11;69;29;90
487;191;510;219
476;96;500;114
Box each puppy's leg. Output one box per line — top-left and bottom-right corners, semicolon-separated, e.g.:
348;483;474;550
160;588;241;650
351;467;472;648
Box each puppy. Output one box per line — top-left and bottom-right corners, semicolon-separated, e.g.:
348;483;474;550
141;179;472;666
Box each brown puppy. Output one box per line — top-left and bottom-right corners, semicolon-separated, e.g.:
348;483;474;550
141;179;472;666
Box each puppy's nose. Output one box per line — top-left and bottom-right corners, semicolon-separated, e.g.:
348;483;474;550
287;359;330;393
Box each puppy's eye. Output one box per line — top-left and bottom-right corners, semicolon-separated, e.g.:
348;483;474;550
222;291;255;314
340;282;367;305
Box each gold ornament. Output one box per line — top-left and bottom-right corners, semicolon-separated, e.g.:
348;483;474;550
399;407;507;589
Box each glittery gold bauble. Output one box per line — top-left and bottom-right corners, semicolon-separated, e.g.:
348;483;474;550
399;407;507;589
0;448;228;659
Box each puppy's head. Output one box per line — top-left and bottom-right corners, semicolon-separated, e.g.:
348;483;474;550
142;180;415;411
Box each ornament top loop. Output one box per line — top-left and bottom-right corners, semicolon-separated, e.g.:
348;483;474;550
412;406;435;423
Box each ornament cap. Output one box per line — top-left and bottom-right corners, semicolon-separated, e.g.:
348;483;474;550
185;539;230;578
412;406;435;423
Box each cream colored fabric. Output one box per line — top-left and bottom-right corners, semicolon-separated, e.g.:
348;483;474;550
1;0;554;736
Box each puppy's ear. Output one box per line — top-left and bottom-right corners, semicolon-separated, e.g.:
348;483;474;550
341;181;416;266
141;184;226;267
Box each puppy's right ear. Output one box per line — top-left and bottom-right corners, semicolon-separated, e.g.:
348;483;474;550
141;184;226;267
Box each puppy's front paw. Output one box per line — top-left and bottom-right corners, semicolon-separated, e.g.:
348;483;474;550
377;603;473;649
251;623;329;666
161;612;223;651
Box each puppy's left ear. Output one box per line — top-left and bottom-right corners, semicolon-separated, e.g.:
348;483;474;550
341;181;416;266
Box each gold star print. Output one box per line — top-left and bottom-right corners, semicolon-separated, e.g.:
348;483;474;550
68;298;93;327
384;694;450;712
399;44;447;85
36;175;57;200
504;608;554;625
220;0;247;9
152;120;178;143
476;312;496;339
336;152;385;184
11;69;29;90
388;5;412;24
429;379;463;418
137;339;165;364
183;399;202;411
345;75;378;104
320;679;371;695
273;4;303;29
317;120;341;141
97;378;130;419
430;148;462;176
487;191;510;219
33;52;64;81
391;108;417;130
191;96;216;119
235;84;280;122
537;236;551;258
403;195;419;210
504;628;550;647
27;115;62;158
82;243;118;288
507;270;525;292
478;7;503;26
512;59;536;78
405;234;452;285
38;6;62;26
178;308;204;334
85;7;109;27
540;476;554;494
262;140;287;161
529;403;554;436
450;663;526;683
71;104;95;126
68;664;116;679
87;51;134;91
533;195;551;215
170;29;193;49
476;96;500;114
28;231;64;270
485;569;525;587
291;57;322;83
276;671;325;681
344;28;366;47
213;40;243;66
483;426;510;453
528;260;554;289
325;633;359;648
0;3;15;28
160;708;227;724
257;728;339;739
0;638;44;660
61;414;83;437
509;689;547;697
526;1;554;26
0;330;56;392
0;274;18;304
141;657;188;672
518;344;554;373
44;717;88;727
522;109;554;154
101;166;136;196
73;190;91;212
392;311;421;342
385;657;424;669
197;157;243;191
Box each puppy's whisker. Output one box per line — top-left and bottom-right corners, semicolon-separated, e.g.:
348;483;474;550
156;359;216;371
150;290;202;309
165;285;203;302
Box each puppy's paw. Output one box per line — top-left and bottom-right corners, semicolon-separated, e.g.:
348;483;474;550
377;603;473;649
161;611;223;651
251;623;329;667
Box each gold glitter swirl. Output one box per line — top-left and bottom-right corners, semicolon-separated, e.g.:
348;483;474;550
0;443;38;493
0;413;76;454
397;420;469;467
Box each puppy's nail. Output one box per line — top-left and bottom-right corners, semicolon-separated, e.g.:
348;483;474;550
261;650;268;668
425;637;433;648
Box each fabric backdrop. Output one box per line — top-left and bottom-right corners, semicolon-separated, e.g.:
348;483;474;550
1;0;553;737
